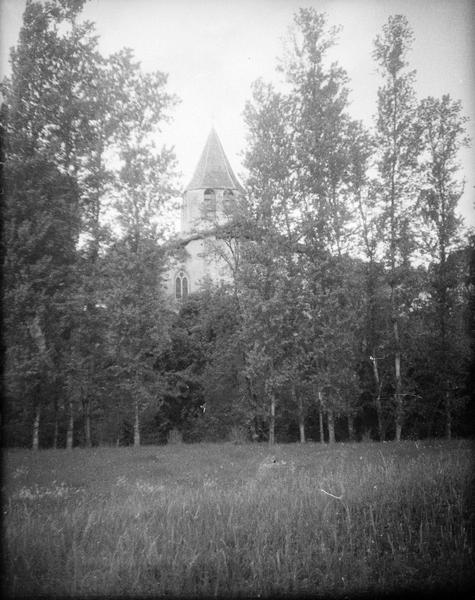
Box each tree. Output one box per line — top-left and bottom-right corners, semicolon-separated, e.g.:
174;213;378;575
417;95;470;438
348;121;393;440
2;0;99;449
373;15;420;440
103;240;170;446
285;10;366;443
243;79;307;443
103;66;178;446
2;0;179;447
283;8;357;257
237;234;290;445
3;154;81;449
241;9;371;443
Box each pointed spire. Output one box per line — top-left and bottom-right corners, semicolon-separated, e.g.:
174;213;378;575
185;128;243;192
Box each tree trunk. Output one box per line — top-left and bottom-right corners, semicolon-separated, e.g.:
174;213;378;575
318;389;325;443
371;355;384;441
327;409;335;444
53;418;58;450
393;320;403;442
347;412;355;442
292;384;305;443
250;418;259;442
29;316;47;452
133;399;141;447
299;418;306;444
66;397;74;450
84;399;92;448
439;247;450;442
52;395;58;449
445;391;452;440
97;421;103;447
32;405;40;451
269;392;276;445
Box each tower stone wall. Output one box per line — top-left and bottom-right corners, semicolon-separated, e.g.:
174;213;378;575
164;128;244;305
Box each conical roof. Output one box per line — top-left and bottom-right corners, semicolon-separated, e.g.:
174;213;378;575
185;128;244;192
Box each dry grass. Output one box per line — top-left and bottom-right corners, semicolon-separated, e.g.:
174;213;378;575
2;440;474;598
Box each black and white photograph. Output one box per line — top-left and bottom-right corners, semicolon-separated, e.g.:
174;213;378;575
1;0;474;597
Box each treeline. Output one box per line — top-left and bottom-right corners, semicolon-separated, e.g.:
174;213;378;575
2;2;473;448
209;10;473;444
2;0;178;448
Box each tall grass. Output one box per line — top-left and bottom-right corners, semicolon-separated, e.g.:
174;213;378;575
3;441;474;597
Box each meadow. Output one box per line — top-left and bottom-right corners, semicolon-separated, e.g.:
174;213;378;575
2;440;474;598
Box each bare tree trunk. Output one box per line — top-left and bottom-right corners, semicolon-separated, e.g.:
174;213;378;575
97;421;103;447
319;409;325;443
292;384;305;443
387;145;403;443
66;397;74;450
327;409;335;444
394;320;403;442
52;396;58;449
375;391;384;440
269;392;276;445
371;355;384;441
84;399;92;448
439;248;451;442
347;412;355;442
133;399;141;447
445;391;452;440
53;418;58;449
250;418;259;442
32;405;40;451
85;355;95;448
318;389;325;443
29;316;48;452
299;417;306;444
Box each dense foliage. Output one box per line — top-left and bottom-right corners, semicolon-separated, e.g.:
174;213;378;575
2;0;178;448
2;3;473;447
158;10;472;444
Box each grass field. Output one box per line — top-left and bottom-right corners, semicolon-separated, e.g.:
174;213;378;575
2;440;474;598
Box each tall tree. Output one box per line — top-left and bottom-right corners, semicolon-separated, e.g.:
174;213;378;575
417;94;470;438
349;121;392;440
103;240;170;446
373;15;420;440
283;8;356;256
2;0;179;447
243;79;305;443
103;82;178;445
280;8;363;440
242;9;367;442
2;0;118;449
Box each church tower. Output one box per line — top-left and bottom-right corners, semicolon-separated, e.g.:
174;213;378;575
164;128;244;303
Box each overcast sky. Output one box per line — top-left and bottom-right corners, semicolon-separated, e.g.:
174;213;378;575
1;0;474;226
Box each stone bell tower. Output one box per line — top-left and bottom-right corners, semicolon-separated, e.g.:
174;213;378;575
165;128;244;303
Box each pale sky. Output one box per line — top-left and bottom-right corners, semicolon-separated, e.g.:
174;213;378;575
1;0;474;227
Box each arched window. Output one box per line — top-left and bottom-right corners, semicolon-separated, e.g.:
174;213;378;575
175;270;189;300
203;188;216;219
